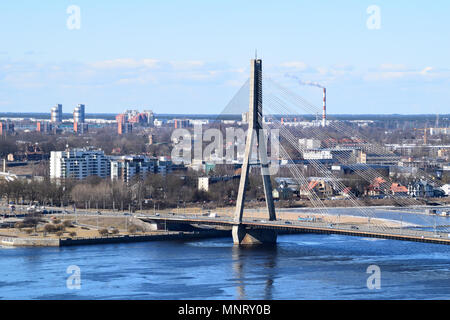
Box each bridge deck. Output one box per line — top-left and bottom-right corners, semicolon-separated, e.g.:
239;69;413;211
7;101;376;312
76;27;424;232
139;214;450;246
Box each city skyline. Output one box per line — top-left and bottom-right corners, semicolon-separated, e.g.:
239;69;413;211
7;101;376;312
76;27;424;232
0;1;449;115
1;4;450;303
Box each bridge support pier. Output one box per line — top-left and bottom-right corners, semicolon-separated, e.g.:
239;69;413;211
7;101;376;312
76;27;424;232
232;225;277;245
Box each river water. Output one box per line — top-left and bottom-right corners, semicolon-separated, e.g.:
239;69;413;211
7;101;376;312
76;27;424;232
1;233;450;300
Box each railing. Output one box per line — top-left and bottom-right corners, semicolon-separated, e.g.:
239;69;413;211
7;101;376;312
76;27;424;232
138;213;450;244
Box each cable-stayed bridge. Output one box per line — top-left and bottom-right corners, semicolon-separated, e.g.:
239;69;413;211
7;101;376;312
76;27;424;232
138;212;450;245
159;58;450;246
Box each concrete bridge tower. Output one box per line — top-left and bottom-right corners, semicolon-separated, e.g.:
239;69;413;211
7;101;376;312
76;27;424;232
232;59;277;245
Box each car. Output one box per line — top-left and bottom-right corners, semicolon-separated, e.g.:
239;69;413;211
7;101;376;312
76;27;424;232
284;221;292;225
350;226;359;230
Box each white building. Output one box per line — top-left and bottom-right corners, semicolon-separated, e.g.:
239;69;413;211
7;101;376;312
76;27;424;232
143;110;154;126
50;149;110;180
111;155;157;183
73;104;85;124
302;148;357;161
430;128;450;136
441;184;450;196
298;139;321;150
50;104;62;123
198;177;209;192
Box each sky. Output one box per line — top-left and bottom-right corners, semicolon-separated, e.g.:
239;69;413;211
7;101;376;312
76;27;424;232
0;0;449;115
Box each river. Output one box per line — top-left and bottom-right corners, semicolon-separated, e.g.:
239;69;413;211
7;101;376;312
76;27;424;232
1;233;450;300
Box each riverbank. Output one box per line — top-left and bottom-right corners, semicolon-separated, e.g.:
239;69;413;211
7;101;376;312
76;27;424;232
165;206;414;228
0;229;230;247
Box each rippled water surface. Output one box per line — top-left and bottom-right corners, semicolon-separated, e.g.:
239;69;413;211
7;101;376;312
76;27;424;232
1;234;450;300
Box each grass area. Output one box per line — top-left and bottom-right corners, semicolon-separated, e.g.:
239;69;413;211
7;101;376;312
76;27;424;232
0;215;158;239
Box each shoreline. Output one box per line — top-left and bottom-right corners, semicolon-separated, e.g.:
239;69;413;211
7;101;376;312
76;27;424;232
0;230;231;248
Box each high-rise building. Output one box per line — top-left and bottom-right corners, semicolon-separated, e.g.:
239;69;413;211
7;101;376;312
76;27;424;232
74;122;88;134
36;121;53;133
148;134;155;145
51;104;63;123
110;156;157;183
50;149;110;180
241;112;249;123
116;113;127;124
73;104;87;133
143;110;155;126
73;104;85;124
0;121;14;136
116;109;155;127
174;119;190;129
118;121;132;135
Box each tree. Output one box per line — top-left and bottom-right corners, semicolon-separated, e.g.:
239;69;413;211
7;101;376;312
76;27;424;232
98;228;109;236
44;224;56;233
63;220;73;228
23;214;42;233
128;225;140;234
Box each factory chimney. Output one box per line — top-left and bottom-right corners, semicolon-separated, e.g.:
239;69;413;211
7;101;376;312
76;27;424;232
322;88;327;127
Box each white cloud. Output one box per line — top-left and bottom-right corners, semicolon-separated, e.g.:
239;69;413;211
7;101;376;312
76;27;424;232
363;65;447;81
0;58;244;90
170;60;205;69
90;58;160;69
280;61;309;71
379;64;408;71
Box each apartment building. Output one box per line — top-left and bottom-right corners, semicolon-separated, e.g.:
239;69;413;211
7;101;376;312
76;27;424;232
110;156;157;183
50;149;110;180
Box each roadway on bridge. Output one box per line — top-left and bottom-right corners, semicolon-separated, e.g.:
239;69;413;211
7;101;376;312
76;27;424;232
138;212;450;245
3;203;450;245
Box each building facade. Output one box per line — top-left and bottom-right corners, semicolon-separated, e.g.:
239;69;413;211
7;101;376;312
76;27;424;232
73;104;85;124
51;104;63;123
50;149;110;180
36;121;53;133
110;156;157;183
0;121;15;136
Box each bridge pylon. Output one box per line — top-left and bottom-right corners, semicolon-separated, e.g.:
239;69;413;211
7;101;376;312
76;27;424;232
233;59;277;245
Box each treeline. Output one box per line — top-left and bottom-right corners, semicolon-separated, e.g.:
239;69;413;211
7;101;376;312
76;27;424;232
0;169;271;210
5;128;174;158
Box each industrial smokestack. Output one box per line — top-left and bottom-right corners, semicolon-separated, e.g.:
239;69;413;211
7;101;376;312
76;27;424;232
322;88;326;127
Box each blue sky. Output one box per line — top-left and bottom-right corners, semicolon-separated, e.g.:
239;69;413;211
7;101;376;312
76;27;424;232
0;0;449;114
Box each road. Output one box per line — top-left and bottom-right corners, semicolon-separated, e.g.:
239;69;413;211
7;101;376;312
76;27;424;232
2;203;450;245
137;212;450;245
